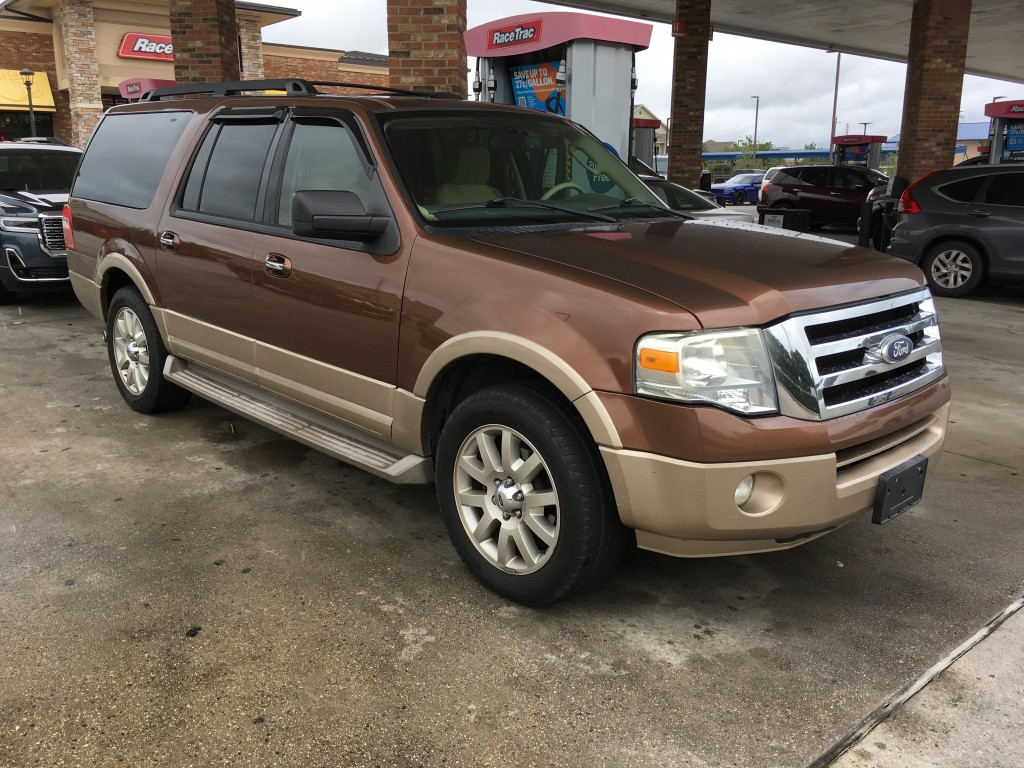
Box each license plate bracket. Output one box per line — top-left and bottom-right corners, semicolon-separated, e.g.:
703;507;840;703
872;454;928;525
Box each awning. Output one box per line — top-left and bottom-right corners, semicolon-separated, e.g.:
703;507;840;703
0;69;57;113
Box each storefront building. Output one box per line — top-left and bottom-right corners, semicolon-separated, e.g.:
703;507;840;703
0;0;387;147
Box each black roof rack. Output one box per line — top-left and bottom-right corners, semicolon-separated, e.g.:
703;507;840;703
139;78;463;102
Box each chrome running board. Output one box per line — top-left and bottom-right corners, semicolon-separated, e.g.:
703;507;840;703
163;355;432;485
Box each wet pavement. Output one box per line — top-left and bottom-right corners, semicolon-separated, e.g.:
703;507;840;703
1;284;1021;767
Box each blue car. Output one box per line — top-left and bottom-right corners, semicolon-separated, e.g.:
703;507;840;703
711;172;764;205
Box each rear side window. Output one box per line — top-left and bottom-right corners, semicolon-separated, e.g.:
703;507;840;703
984;173;1024;207
74;112;190;209
180;120;279;221
937;176;985;203
799;168;831;186
776;169;807;186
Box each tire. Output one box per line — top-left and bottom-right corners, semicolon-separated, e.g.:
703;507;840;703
733;190;746;205
870;215;887;252
435;383;628;606
922;240;985;298
106;286;191;413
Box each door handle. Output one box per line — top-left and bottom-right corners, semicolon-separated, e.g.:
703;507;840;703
829;192;842;196
967;209;991;218
158;231;179;251
265;253;292;278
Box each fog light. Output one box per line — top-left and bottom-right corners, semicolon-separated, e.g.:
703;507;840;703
734;475;755;507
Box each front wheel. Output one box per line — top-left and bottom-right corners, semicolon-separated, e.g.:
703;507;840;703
922;240;984;297
435;384;627;605
106;286;191;413
732;190;746;205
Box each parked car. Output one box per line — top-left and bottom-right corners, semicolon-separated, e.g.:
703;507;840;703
760;165;888;225
644;178;756;222
66;79;949;605
710;172;764;205
0;142;82;304
889;165;1024;297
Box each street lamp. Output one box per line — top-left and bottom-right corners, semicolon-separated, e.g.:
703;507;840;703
19;68;36;138
992;96;1006;103
859;121;872;134
751;95;760;163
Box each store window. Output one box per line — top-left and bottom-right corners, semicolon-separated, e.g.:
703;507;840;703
0;112;55;142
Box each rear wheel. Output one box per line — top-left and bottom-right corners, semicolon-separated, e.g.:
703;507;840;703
435;383;627;605
106;286;191;413
922;240;984;297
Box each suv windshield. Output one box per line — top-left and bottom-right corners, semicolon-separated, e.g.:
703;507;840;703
0;150;79;192
377;109;667;227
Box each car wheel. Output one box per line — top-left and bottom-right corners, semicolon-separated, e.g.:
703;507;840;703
870;215;890;252
435;383;627;605
922;240;985;298
106;286;191;413
733;190;746;205
0;281;16;305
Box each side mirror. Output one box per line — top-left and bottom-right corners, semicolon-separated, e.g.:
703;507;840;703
292;190;390;242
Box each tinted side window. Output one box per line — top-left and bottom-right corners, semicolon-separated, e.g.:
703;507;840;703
938;176;985;203
74;112;191;208
800;168;831;186
777;169;807;187
277;119;371;227
180;121;278;221
984;173;1024;207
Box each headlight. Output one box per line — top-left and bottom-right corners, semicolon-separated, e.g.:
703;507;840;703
0;216;41;233
635;328;778;415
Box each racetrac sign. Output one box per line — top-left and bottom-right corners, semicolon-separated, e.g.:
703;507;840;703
118;33;174;62
487;19;543;50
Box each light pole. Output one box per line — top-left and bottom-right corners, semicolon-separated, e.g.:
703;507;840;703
992;96;1006;103
859;121;872;134
19;68;36;138
751;95;760;163
829;52;841;163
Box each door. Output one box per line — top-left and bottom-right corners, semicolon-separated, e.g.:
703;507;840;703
971;171;1024;277
786;166;835;219
157;109;285;381
250;109;409;437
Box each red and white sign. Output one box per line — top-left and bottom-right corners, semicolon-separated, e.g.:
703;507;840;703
487;18;543;50
118;32;174;61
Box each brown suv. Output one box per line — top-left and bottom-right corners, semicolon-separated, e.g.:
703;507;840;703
65;80;950;605
761;165;888;225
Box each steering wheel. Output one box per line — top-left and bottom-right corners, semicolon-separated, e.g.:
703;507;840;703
540;182;583;200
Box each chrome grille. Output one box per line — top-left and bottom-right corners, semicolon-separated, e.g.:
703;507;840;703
763;287;943;421
39;214;66;252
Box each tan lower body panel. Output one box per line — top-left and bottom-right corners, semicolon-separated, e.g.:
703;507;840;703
603;403;949;557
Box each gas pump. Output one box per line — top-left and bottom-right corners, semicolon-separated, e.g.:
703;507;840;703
832;134;887;170
464;12;652;160
983;99;1024;164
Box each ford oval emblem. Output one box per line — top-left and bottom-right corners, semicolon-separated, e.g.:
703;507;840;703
879;334;913;364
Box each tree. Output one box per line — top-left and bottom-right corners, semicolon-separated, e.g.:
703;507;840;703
727;135;773;164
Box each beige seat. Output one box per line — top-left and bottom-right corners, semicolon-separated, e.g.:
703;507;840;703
434;144;502;204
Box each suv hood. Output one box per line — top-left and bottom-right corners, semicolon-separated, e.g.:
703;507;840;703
0;189;68;213
469;219;925;328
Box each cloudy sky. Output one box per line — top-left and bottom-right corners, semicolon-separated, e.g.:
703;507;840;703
263;0;1024;149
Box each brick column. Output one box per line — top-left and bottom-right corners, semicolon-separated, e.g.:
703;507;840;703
667;0;711;188
170;0;240;84
57;0;103;148
236;11;264;81
895;0;972;184
386;0;467;97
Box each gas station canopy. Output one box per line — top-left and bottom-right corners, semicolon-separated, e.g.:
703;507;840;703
548;0;1024;83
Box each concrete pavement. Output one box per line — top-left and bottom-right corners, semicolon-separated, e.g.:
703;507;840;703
1;281;1021;767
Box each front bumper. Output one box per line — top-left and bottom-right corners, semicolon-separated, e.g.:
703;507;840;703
0;232;70;293
601;403;948;557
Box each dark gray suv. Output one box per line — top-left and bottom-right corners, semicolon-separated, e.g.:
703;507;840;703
0;142;81;304
890;165;1024;297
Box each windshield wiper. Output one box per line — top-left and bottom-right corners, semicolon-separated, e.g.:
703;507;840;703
429;197;618;224
588;198;690;219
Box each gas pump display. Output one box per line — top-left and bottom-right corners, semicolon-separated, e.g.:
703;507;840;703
836;143;868;166
509;62;566;115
